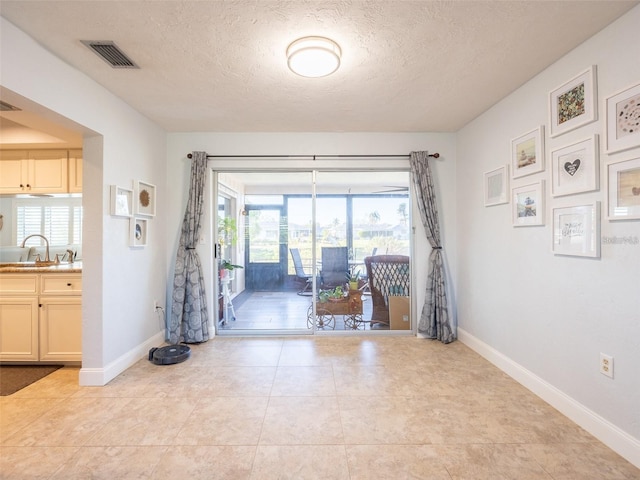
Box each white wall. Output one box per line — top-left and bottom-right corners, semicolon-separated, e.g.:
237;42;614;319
1;17;168;384
165;133;458;335
456;6;640;466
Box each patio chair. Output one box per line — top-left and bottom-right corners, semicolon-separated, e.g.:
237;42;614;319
364;255;410;328
290;248;313;295
320;246;349;288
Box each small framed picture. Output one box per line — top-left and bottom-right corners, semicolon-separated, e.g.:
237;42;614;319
511;126;544;179
551;135;599;197
512;181;545;227
549;66;597;138
130;217;148;247
605;83;640;154
552;202;600;258
484;165;509;206
110;185;133;217
607;157;640;220
135;180;156;217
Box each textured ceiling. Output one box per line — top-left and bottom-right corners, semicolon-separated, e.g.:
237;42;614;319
0;0;637;135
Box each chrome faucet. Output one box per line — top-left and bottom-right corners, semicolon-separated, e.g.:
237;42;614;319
20;234;53;264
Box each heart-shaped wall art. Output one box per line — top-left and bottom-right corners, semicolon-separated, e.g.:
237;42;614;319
564;159;581;176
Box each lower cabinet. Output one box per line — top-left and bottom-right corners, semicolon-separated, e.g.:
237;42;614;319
39;297;82;361
0;273;81;362
0;297;39;361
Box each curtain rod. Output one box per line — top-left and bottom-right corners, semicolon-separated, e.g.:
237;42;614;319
186;153;440;159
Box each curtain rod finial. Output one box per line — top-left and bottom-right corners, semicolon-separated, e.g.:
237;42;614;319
187;153;193;159
430;153;440;159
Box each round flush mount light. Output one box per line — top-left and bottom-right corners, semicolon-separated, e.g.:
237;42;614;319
286;36;341;78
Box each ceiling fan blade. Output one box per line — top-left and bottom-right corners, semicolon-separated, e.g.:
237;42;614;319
373;185;409;193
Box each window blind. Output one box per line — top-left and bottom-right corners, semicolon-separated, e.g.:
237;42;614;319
15;198;83;246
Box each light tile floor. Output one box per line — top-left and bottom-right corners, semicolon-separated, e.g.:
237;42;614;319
1;337;638;479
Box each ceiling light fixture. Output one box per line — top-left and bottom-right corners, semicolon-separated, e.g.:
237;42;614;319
286;36;341;78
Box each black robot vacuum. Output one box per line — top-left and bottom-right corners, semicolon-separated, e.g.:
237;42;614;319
148;344;191;365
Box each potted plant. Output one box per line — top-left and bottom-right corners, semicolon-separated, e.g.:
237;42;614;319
318;290;330;303
220;259;243;281
346;270;360;291
328;285;345;302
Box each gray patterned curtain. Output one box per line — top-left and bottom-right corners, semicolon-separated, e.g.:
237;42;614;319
168;151;209;344
410;151;455;343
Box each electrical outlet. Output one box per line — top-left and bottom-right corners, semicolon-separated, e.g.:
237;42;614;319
600;353;614;378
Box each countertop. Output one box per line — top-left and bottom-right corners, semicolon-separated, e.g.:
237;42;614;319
0;261;83;274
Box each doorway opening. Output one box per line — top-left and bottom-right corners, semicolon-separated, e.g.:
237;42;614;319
214;169;412;335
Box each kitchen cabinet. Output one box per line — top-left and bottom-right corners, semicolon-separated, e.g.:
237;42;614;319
0;296;39;361
0;273;81;362
68;149;83;193
0;149;71;194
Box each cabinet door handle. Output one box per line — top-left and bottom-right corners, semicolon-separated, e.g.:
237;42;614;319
20;184;24;188
39;303;42;307
67;283;73;287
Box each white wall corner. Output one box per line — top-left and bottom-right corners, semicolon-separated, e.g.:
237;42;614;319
457;328;640;469
79;331;165;386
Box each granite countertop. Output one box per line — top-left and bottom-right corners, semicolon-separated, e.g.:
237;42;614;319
0;261;83;273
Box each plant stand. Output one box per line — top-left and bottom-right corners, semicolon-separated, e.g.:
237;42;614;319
307;290;364;330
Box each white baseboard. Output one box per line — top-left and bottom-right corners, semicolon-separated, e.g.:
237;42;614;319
457;327;640;469
79;331;165;386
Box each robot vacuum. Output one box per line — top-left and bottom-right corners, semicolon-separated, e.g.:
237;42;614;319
148;344;191;365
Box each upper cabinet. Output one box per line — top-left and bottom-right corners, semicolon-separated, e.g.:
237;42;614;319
0;149;81;194
68;149;83;193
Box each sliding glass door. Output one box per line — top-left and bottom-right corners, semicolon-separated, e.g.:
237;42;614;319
214;168;412;334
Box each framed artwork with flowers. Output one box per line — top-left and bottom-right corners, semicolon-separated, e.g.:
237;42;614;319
135;180;156;217
549;66;597;138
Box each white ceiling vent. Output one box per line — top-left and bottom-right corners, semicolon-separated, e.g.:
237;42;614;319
81;40;139;68
0;100;21;112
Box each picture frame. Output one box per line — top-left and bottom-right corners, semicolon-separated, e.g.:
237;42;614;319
511;126;544;179
549;65;597;138
607;157;640;220
130;217;148;247
551;135;599;197
605;82;640;154
110;185;133;217
484;165;509;206
135;180;156;217
552;202;600;258
512;180;545;226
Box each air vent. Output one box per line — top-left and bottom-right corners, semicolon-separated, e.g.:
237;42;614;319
81;40;139;69
0;100;21;112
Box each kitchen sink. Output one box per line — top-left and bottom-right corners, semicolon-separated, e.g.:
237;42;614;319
0;261;76;270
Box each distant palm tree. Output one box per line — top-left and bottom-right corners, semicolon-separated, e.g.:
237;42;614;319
368;211;381;224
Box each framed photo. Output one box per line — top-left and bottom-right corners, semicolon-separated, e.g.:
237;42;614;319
110;185;133;217
552;202;600;258
605;83;640;154
511;126;545;179
135;180;156;217
484;165;509;206
607;157;640;220
551;135;599;197
549;66;597;138
130;217;148;247
512;181;545;226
